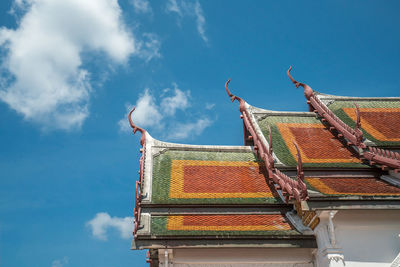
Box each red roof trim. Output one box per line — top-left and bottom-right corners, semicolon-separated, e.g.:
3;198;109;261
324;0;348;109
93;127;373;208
128;107;146;238
225;79;308;202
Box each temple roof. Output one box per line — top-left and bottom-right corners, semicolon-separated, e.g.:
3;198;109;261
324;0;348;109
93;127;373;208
134;213;317;250
132;133;315;249
129;69;400;250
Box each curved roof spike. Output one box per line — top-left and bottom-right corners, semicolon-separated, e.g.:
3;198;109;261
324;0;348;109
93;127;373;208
354;102;361;128
353;102;364;147
287;66;314;100
128;107;146;146
293;141;304;182
268;126;273;155
287;66;301;88
225;78;243;103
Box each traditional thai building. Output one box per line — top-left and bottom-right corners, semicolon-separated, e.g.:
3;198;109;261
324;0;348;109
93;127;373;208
129;67;400;267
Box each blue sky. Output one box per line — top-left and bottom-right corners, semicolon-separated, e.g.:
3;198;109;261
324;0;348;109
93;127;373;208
0;0;400;266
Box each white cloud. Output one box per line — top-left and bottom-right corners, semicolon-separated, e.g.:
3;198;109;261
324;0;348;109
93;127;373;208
161;83;190;116
118;103;134;133
0;0;160;131
86;212;133;240
131;0;152;14
118;89;162;132
205;103;215;110
166;0;208;43
51;257;69;267
168;118;212;140
119;84;212;139
193;1;207;43
166;0;182;16
136;33;161;62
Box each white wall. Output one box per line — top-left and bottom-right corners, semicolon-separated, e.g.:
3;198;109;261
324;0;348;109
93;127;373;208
156;210;400;267
158;248;314;267
334;210;400;267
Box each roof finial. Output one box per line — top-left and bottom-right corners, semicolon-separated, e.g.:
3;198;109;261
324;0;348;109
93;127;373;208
353;102;364;147
354;103;361;129
128;107;146;146
225;78;243;103
287;66;314;100
268;126;273;156
225;78;246;112
266;126;275;172
293;141;304;183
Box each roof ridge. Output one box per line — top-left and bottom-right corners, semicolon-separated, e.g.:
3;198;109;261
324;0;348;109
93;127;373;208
317;92;400;100
247;103;315;116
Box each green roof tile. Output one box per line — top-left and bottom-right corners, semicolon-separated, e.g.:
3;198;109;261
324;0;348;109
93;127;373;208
326;100;400;147
256;115;366;168
152;149;282;204
151;214;300;236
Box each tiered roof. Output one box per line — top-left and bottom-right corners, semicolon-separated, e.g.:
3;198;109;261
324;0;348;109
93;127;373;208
131;132;314;249
129;68;400;251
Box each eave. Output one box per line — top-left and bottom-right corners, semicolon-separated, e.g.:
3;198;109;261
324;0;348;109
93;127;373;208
132;236;317;250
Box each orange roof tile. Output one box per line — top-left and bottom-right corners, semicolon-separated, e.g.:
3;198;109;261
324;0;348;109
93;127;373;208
166;214;293;231
306;177;400;196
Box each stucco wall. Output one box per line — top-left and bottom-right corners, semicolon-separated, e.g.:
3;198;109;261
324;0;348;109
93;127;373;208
334;210;400;267
158;248;314;267
156;210;400;267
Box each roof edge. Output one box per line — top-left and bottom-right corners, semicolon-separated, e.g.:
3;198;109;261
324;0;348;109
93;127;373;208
226;79;309;203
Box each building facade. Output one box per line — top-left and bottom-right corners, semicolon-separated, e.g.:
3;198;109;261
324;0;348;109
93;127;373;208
129;67;400;267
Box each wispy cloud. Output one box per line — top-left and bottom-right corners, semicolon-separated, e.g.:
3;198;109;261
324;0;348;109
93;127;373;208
137;33;161;62
0;0;161;131
160;83;190;116
86;212;133;240
166;0;182;16
131;0;152;14
205;103;215;110
119;89;162;132
118;83;212;140
193;1;207;43
166;0;208;43
168;118;212;140
51;257;69;267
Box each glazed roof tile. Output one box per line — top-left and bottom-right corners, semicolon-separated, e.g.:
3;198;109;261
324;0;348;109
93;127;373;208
316;93;400;147
144;136;282;205
247;104;365;168
131;132;313;248
152;149;282;204
133;212;317;249
306;176;400;198
286;67;400;172
150;214;300;236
